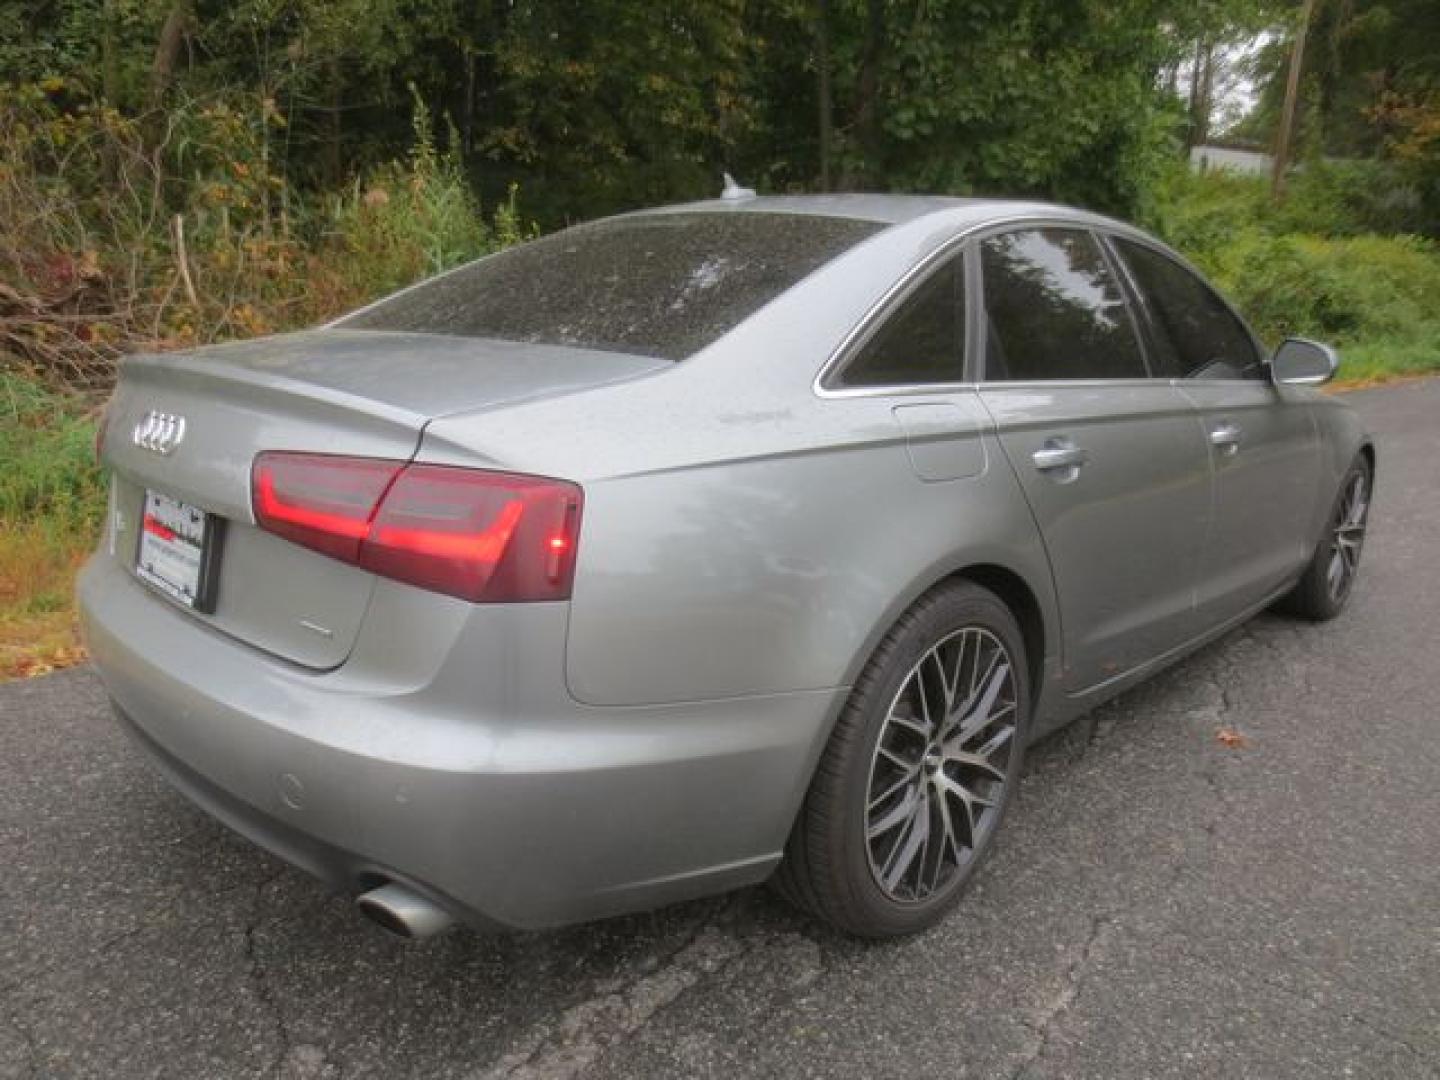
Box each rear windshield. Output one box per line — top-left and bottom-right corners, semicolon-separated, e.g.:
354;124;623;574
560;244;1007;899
339;212;884;360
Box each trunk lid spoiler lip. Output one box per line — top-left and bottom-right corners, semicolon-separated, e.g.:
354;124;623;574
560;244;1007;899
118;329;672;424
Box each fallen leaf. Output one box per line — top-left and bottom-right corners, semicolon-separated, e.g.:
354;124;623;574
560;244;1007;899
12;657;53;679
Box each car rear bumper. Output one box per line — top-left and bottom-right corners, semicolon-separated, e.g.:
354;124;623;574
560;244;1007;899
78;555;844;930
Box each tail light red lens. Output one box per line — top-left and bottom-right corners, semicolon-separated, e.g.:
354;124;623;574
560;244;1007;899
253;454;402;562
251;453;582;603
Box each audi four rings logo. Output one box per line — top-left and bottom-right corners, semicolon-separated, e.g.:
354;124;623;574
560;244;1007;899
132;411;187;455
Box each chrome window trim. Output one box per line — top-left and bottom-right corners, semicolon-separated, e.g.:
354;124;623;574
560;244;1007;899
814;212;1176;400
814;212;1066;400
820;376;1199;398
815;235;972;398
977;378;1183;391
817;379;982;400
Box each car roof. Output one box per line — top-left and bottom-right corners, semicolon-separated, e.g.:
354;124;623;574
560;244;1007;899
642;193;1124;230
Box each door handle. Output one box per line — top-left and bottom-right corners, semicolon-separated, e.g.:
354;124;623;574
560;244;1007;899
1032;440;1089;473
1209;423;1243;453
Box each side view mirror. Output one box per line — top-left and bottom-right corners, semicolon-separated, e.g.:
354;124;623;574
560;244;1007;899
1270;337;1339;386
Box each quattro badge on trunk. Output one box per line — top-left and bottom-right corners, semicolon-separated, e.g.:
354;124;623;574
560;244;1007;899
132;411;186;455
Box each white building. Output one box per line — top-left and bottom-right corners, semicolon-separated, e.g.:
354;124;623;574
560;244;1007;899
1190;145;1272;176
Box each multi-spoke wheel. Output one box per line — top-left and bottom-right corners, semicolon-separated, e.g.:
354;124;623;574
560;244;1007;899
1326;467;1369;603
774;580;1029;937
865;628;1017;903
1276;453;1373;621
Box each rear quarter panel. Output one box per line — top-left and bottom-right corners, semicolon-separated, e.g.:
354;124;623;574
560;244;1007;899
415;208;1063;710
560;394;1055;705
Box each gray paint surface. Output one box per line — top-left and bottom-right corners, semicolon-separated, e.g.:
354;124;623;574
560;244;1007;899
7;378;1434;1079
79;195;1370;930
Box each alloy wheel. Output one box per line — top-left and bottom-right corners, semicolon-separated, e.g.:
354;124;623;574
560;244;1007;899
1327;469;1369;603
864;627;1018;903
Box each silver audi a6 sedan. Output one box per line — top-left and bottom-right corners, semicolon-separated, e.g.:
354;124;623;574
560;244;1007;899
81;194;1374;938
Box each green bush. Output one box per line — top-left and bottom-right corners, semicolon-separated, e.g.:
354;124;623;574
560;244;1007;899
0;373;103;534
1145;166;1271;268
1147;159;1432;259
1205;233;1440;345
1271;161;1432;238
1147;164;1440;380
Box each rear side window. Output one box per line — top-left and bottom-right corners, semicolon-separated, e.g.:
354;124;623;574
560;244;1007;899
339;212;883;361
1113;238;1264;380
838;257;964;387
981;229;1146;381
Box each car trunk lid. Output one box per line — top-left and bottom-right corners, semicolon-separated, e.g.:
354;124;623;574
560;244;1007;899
101;330;665;669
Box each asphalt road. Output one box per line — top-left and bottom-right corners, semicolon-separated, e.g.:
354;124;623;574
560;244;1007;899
3;380;1438;1080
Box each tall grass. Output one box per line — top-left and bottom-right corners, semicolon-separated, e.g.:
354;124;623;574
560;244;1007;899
0;81;526;390
0;373;102;676
0;373;103;534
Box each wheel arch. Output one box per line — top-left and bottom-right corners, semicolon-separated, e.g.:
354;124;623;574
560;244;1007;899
943;564;1047;707
836;557;1057;727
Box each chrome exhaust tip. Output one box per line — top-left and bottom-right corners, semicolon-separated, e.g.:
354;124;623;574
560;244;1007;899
356;883;455;940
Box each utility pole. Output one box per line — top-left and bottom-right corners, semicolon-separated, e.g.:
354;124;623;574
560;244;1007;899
1272;0;1318;201
817;0;833;192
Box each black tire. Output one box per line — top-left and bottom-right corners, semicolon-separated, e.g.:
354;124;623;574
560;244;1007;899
1274;453;1372;622
774;580;1030;937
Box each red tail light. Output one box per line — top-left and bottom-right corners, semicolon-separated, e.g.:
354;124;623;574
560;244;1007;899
253;454;402;562
252;452;582;603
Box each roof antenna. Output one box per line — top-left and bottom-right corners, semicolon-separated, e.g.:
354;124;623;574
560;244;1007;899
720;172;755;201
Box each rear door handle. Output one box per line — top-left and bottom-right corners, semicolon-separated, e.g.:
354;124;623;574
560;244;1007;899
1209;423;1243;453
1031;440;1089;473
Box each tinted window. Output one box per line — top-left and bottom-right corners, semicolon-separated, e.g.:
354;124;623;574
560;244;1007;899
1114;238;1263;380
982;229;1146;381
340;212;883;361
839;257;963;386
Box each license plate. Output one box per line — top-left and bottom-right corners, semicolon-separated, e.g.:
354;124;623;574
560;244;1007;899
135;490;221;612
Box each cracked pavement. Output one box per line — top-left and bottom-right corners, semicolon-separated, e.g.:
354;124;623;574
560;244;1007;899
3;379;1438;1079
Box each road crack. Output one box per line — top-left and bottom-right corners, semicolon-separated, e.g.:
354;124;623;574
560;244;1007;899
242;870;301;1080
9;1014;41;1080
472;897;825;1080
1009;914;1112;1079
0;870;273;997
473;906;738;1080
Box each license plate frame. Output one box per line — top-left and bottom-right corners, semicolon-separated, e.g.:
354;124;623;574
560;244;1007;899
134;489;224;613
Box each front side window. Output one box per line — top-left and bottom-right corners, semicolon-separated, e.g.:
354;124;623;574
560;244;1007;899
981;229;1146;381
837;257;964;387
1112;238;1264;380
340;212;884;361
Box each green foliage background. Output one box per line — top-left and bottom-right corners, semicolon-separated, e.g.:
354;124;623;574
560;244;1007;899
1;0;1438;671
1147;165;1440;381
0;0;1256;224
2;0;1437;394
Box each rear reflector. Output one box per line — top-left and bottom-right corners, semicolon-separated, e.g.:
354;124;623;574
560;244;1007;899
252;452;582;603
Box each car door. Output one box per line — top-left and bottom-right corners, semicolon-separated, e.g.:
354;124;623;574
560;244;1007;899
973;226;1213;693
1107;235;1321;628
